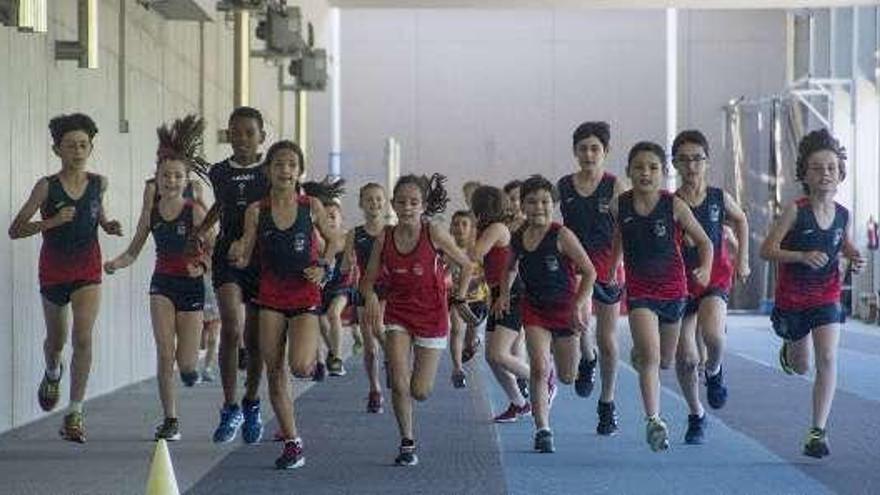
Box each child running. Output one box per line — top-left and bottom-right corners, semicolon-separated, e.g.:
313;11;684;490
341;183;388;413
672;130;750;431
104;115;210;441
610;141;712;451
557;121;626;434
228;140;343;469
760;128;863;458
471;185;531;423
507;175;596;453
8;113;122;443
360;174;474;466
319;199;355;377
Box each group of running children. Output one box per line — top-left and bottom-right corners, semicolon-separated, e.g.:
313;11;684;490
8;107;863;470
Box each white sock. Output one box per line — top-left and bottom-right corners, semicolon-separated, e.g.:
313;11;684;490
46;366;61;381
68;401;83;414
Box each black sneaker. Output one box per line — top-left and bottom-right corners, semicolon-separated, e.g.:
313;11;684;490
705;367;728;409
803;427;830;458
516;377;529;400
574;356;597;398
684;414;706;445
451;370;467;389
275;439;306;469
395;439;418;466
312;362;326;382
155;417;181;441
37;364;63;412
596;400;619;436
534;429;555;453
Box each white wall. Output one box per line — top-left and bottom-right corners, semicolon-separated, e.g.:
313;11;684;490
0;0;321;432
336;8;787;213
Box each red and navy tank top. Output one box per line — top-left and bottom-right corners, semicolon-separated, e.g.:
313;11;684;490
680;187;733;295
353;224;378;273
618;190;687;301
775;198;848;310
38;173;102;286
483;242;512;289
209;159;269;244
151;200;198;277
558;173;617;283
381;222;448;336
511;223;577;308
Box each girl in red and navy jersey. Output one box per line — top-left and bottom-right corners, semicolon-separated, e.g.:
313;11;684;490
105;116;210;442
471;185;531;424
610;141;712;452
672;130;750;436
760;129;864;459
360;174;474;467
228;140;342;470
506;175;596;454
557;121;626;434
191;107;269;445
318;200;356;378
9;113;122;443
341;182;388;413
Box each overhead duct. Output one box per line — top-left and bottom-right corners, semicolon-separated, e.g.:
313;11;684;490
136;0;215;22
55;0;98;69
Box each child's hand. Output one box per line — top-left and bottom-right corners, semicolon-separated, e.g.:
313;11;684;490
847;250;866;274
692;266;711;287
800;251;829;269
103;260;119;275
49;207;76;228
491;294;509;319
304;265;325;285
572;300;590;333
227;241;247;269
186;262;206;278
102;219;123;236
736;260;751;283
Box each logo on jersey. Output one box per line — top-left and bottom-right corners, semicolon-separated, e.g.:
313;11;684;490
598;198;610;214
176;222;187;236
709;203;721;223
832;228;843;247
544;255;560;272
412;263;424;277
653;220;667;238
90;200;100;221
293;233;307;252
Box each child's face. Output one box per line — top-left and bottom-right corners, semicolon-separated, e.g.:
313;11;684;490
522;189;554;227
157;160;188;198
672;142;708;187
360;187;386;218
325;205;343;229
54;130;93;167
228;116;264;160
505;188;522;217
392;183;424;224
268;148;302;190
574;135;607;172
804;150;842;195
627;151;665;194
450;216;474;246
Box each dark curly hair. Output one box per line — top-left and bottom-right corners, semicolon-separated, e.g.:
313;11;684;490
393;173;449;217
156;114;210;182
519;174;558;203
49;113;98;147
471;185;506;230
796;128;847;194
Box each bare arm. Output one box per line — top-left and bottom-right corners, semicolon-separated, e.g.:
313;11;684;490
841;212;866;273
360;227;387;330
104;184;155;273
674;197;713;287
97;175;123;236
430;222;474;300
723;191;750;282
8;178;60;239
608;179;625;282
473;222;509;261
559;226;596;330
759;202;821;266
228;202;260;269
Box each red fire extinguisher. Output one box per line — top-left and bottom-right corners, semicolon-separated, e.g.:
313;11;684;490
868;215;879;251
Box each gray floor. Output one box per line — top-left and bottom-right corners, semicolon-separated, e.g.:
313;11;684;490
1;315;879;495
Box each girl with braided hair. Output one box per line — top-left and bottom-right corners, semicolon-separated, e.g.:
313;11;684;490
104;115;211;441
360;173;475;466
227;140;344;469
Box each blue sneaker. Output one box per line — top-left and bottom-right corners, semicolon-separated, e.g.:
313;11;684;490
213;404;244;443
241;398;264;444
705;366;728;409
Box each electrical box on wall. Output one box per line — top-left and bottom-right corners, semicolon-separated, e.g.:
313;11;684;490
256;5;305;56
288;48;327;91
137;0;216;22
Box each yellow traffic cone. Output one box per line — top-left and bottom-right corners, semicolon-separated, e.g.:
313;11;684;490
145;439;180;495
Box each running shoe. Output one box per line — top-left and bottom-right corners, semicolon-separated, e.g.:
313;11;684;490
327;355;347;377
59;411;86;444
366;391;384;414
779;342;795;375
155;417;181;441
275;438;306;469
241;398;264;444
684;414;706;445
574;355;597;398
312;362;327;382
395;439;418;466
201;367;216;383
533;429;555;453
646;417;669;452
596;400;619;436
212;403;244;443
180;370;200;387
516;377;530;400
705;366;728;409
493;403;520;423
38;364;63;412
803;427;830;458
451;370;467;389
